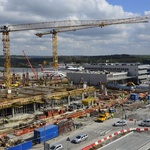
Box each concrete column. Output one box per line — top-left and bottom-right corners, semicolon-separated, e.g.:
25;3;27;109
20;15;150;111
68;95;71;105
94;91;96;98
75;94;77;101
104;87;108;96
12;107;14;117
82;93;84;100
99;84;103;94
33;103;36;112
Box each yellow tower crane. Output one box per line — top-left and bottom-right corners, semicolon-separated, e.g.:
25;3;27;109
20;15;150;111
35;17;149;71
0;15;149;98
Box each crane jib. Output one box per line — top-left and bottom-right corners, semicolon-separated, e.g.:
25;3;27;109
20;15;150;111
0;15;149;32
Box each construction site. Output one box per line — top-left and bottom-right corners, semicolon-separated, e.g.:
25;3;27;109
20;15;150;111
0;15;149;150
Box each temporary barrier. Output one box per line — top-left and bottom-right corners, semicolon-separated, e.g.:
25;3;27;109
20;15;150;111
81;128;149;150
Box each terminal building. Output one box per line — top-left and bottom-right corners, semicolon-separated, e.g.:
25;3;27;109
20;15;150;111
67;63;150;86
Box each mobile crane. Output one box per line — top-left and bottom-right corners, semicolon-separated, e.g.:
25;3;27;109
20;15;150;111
22;50;38;79
0;15;149;98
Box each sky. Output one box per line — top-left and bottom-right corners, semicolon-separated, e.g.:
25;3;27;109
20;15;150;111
0;0;150;56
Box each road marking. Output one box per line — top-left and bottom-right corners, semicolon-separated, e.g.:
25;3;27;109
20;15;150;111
93;128;111;136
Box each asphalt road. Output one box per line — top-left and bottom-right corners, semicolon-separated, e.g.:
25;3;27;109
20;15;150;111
99;131;150;150
31;106;150;150
31;118;138;150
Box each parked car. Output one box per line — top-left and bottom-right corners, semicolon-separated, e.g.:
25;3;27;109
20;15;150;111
112;120;127;127
49;144;63;150
71;134;88;144
139;119;150;127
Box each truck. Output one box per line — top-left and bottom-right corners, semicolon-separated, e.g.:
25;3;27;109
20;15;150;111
97;109;111;122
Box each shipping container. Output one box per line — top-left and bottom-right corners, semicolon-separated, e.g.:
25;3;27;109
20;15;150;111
5;144;21;150
21;140;32;150
5;140;32;150
34;124;58;143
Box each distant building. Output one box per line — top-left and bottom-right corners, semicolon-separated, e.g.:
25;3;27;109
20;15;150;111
67;63;150;86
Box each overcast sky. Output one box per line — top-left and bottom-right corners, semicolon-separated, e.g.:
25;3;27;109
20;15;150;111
0;0;150;56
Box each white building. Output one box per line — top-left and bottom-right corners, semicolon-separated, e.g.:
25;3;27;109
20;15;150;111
67;63;150;86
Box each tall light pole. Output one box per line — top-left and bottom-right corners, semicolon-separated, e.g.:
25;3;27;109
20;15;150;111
121;105;124;130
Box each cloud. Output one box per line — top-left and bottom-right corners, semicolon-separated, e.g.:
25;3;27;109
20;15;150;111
0;0;149;56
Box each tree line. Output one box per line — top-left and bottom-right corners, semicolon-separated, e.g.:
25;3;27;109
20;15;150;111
0;54;150;68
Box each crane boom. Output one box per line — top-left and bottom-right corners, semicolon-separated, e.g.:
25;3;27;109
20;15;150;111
0;15;149;98
0;15;149;32
35;20;148;37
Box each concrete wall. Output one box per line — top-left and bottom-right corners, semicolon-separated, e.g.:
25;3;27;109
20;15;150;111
67;72;107;86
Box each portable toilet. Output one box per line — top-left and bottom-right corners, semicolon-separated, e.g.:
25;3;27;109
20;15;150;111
130;93;138;101
147;95;150;100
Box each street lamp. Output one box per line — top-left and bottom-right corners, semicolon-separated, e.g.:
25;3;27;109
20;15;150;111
121;105;124;130
119;92;126;130
66;137;70;150
114;103;124;129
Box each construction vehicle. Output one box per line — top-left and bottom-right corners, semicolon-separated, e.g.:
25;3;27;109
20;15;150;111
11;82;19;87
1;81;20;88
97;109;111;122
0;15;149;98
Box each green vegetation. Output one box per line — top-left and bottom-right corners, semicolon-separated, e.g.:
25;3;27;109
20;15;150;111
0;54;150;67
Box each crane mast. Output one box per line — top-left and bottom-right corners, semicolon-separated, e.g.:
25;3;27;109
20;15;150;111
52;31;58;71
3;31;11;97
0;15;149;98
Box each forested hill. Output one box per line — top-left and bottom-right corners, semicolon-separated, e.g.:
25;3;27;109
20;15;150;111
0;54;150;67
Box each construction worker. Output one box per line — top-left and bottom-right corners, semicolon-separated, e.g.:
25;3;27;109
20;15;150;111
125;114;127;120
16;91;19;96
111;113;114;118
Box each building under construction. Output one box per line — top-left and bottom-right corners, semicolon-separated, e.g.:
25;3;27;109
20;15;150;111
0;68;98;118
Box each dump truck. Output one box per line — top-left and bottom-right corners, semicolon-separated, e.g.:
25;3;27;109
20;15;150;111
97;109;111;122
